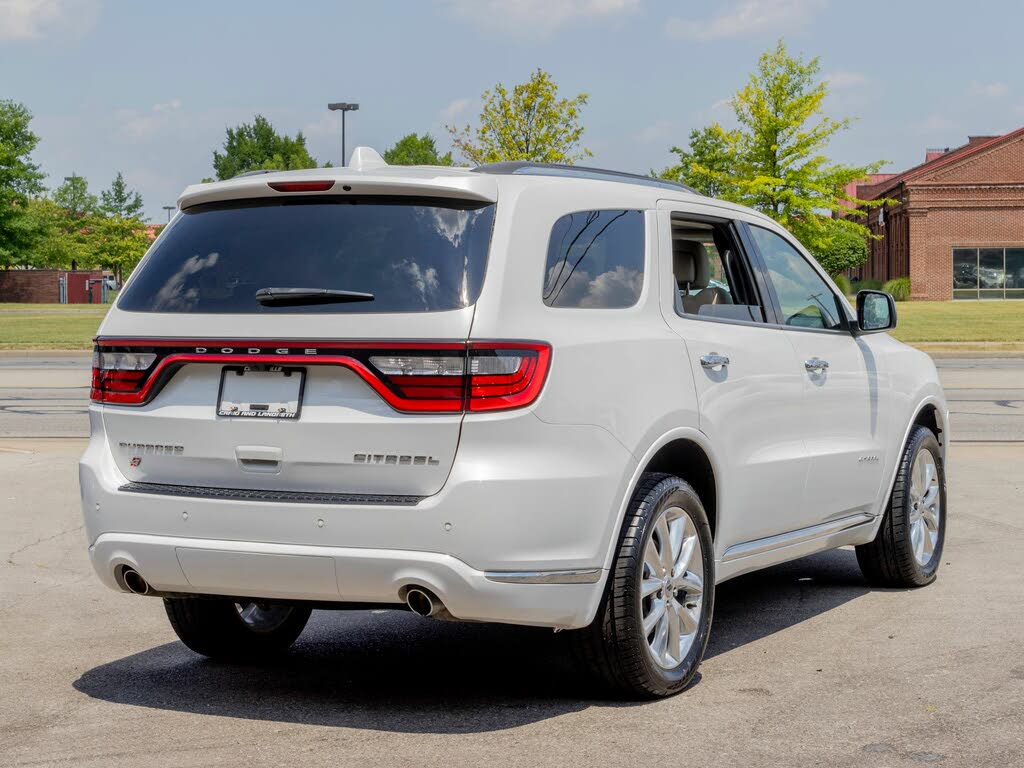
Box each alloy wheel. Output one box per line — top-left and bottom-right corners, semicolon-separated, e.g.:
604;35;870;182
641;506;705;669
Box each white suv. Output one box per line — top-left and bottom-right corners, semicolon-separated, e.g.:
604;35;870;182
80;149;948;697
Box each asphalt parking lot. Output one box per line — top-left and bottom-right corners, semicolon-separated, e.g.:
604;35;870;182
1;355;1022;766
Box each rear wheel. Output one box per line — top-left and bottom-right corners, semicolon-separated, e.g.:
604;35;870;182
164;597;311;661
573;473;715;698
856;425;946;588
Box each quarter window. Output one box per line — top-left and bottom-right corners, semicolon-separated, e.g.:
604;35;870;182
748;225;846;330
543;210;644;308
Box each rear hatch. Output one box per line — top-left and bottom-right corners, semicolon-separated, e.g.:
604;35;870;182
92;188;539;499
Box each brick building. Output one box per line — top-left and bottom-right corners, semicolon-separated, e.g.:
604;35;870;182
0;269;106;303
851;127;1024;300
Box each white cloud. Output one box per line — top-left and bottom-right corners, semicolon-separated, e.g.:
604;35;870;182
439;0;639;38
116;99;183;141
968;81;1008;99
632;119;674;144
825;71;867;89
439;97;471;125
0;0;97;41
665;0;826;41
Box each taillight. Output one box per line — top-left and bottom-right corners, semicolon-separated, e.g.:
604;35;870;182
91;349;157;404
90;340;550;413
365;343;551;413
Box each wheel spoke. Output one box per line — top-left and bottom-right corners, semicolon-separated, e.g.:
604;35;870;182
641;577;662;597
911;522;925;562
923;460;935;492
922;526;935;558
645;540;664;578
921;506;939;532
656;515;673;572
674;535;698;578
651;612;669;660
675;570;704;597
922;483;939;508
666;604;682;664
643;598;666;635
678;601;700;635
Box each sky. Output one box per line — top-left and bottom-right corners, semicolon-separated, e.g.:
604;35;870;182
3;0;1023;222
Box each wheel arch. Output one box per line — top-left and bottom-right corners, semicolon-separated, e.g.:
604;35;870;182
601;428;721;573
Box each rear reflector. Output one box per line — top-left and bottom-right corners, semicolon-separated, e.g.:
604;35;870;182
267;180;336;192
90;340;550;413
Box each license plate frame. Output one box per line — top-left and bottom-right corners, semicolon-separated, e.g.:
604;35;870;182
217;365;306;419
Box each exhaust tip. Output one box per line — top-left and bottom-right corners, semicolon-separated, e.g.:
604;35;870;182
406;587;436;617
121;567;150;595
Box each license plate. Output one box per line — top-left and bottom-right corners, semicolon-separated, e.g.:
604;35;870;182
217;366;305;419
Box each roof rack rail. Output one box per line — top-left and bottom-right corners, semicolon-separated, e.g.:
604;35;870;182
470;161;700;195
232;169;280;179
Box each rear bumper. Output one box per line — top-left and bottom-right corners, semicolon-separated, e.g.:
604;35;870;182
89;533;600;628
80;408;635;629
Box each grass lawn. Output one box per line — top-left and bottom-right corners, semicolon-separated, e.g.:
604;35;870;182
0;305;108;349
0;300;1021;350
890;300;1024;343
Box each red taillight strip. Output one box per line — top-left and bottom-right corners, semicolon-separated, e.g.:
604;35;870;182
91;340;551;413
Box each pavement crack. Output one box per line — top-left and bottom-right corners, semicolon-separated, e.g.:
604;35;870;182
6;524;84;564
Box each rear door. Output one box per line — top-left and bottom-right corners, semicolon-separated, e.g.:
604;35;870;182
743;223;888;521
657;205;811;551
94;193;499;498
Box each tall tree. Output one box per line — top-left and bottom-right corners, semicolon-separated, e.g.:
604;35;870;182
0;100;46;267
660;40;887;273
448;69;591;165
54;175;99;218
212;115;318;180
383;133;453;166
100;172;144;219
661;125;741;198
89;214;151;280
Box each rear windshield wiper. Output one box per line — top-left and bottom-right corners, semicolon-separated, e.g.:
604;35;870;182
255;287;375;306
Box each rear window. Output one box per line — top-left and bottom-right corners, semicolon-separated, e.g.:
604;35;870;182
117;197;495;313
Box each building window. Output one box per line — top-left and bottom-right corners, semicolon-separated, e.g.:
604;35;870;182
952;247;1024;300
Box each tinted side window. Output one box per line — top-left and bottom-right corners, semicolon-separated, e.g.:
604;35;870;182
543;210;644;308
748;225;845;330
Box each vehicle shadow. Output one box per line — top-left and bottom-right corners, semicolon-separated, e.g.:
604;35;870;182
73;548;870;733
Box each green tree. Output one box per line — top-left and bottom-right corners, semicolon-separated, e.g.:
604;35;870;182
100;172;144;219
383;133;453;166
212;115;318;180
660;40;887;271
448;69;591;165
0;100;46;267
89;214;150;280
54;175;99;218
661;124;741;198
21;197;93;268
810;221;869;277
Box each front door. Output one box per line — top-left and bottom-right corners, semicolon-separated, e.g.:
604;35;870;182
658;206;811;556
743;223;888;522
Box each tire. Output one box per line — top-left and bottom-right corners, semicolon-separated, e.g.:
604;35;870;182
856;425;946;588
163;597;312;661
572;473;715;698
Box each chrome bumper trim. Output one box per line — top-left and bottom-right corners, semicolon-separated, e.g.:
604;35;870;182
484;568;602;585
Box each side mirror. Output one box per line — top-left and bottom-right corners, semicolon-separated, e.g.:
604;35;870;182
856;290;897;334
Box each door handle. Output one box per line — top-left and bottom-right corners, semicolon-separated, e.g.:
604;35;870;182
804;357;829;374
700;353;730;371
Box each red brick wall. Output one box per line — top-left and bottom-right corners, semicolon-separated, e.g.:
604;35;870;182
0;270;104;303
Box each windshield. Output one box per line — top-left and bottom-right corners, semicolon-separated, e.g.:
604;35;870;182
117;196;496;314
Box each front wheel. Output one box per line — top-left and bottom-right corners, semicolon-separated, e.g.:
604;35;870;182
164;597;312;661
573;473;715;698
856;425;946;588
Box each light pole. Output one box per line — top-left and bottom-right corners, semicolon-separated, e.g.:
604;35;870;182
327;102;359;166
162;205;175;222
